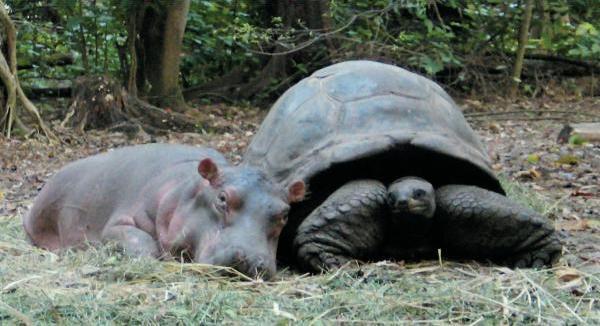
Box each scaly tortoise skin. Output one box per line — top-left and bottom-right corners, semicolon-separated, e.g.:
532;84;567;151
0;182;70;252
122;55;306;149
245;60;561;272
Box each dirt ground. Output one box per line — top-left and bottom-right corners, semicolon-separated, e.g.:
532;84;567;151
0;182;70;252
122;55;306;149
464;96;600;270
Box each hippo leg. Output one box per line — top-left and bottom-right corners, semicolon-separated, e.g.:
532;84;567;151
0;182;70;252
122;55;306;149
293;180;387;272
435;185;562;268
102;219;161;258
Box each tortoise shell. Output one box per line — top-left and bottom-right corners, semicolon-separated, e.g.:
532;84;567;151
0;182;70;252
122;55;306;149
245;60;502;193
244;61;504;255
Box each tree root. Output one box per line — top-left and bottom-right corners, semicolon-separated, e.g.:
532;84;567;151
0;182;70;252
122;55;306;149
0;4;57;141
61;75;199;135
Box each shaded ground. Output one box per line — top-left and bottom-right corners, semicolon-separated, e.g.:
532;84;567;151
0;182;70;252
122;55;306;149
0;96;598;324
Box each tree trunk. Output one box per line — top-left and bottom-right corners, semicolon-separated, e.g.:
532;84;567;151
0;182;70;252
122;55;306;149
116;41;129;85
136;0;190;111
158;0;189;109
510;0;534;98
235;1;292;99
0;2;56;140
77;0;89;73
126;13;138;96
531;0;545;39
234;0;329;101
319;0;338;58
70;1;199;136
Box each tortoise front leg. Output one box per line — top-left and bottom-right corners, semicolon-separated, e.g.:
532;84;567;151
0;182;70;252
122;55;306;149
434;185;562;268
293;180;387;272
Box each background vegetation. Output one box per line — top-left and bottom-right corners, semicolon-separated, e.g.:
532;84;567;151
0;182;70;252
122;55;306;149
2;0;598;132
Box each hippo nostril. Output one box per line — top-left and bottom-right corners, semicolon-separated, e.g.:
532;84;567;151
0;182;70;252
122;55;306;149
251;260;275;280
235;255;274;280
213;247;275;279
234;250;246;263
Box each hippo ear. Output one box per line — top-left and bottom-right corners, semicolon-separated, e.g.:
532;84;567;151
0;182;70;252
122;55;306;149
287;180;306;203
198;158;219;184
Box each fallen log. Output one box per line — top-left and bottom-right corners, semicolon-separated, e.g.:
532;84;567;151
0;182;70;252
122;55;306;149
24;86;72;99
557;123;600;143
525;54;600;73
18;53;75;70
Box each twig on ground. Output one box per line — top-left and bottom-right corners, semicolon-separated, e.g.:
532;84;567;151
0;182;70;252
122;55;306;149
465;110;600;119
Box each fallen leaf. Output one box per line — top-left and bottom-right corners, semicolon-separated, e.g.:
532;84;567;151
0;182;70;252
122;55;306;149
557;219;590;231
571;190;595;198
515;168;541;180
555;267;584;294
488;122;501;133
464;99;484;110
568;134;587;146
556;154;579;165
527;153;540;164
555;267;582;283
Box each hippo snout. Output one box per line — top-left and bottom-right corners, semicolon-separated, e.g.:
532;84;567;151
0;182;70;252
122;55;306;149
233;252;276;280
196;247;276;280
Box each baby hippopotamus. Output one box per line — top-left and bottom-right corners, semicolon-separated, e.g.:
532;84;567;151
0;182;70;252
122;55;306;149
24;144;305;279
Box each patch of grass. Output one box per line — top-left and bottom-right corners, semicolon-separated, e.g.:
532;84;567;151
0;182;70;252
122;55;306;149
1;215;598;324
499;175;562;216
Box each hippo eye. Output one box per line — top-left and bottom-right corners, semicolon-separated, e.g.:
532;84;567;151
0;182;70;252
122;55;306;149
275;209;289;224
216;191;228;212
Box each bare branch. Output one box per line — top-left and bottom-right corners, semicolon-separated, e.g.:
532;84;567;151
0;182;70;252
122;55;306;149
237;4;395;57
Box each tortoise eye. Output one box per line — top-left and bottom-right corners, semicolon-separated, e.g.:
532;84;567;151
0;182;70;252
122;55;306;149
413;189;426;198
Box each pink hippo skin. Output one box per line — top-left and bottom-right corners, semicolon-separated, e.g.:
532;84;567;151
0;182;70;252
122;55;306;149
23;144;305;279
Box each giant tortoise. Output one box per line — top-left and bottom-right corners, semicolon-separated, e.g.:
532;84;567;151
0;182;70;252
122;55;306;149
244;60;561;272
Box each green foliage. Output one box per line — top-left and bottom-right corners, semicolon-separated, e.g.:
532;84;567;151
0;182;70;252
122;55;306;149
180;0;261;86
329;0;460;75
4;0;600;100
568;134;588;145
10;0;127;89
531;0;600;60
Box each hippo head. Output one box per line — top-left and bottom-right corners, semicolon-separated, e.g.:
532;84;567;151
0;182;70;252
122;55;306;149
161;158;305;279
